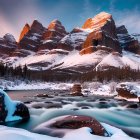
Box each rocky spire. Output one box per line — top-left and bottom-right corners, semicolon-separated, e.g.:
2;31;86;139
19;23;30;42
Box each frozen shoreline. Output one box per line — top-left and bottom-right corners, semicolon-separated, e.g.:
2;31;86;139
0;122;138;140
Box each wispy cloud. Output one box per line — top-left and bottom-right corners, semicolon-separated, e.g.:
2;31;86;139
0;13;17;38
78;0;101;27
109;1;140;34
116;10;140;33
0;0;41;40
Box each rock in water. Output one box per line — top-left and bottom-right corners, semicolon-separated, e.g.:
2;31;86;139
71;84;83;96
0;89;30;123
34;115;109;137
116;82;140;102
13;103;30;121
0;93;7;123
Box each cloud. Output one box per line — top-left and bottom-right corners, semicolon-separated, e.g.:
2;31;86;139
115;10;140;33
78;0;101;27
108;1;140;34
0;13;17;38
0;0;42;40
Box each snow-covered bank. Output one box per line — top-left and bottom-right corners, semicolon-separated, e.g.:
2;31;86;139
1;80;140;102
0;123;138;140
0;80;73;90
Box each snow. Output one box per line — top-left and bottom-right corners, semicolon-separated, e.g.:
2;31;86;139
42;39;54;44
1;43;140;71
60;31;89;48
96;51;140;70
0;122;137;140
3;33;16;43
117;82;140;97
115;96;139;102
54;50;108;70
4;82;73;90
28;36;38;41
0;89;21;121
83;12;112;30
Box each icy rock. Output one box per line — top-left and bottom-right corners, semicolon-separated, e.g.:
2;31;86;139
0;89;30;123
116;82;140;102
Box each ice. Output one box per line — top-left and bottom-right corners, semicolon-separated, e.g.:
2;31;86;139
0;122;137;140
117;82;140;97
0;89;21;121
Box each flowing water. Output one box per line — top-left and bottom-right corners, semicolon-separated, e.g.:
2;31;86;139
6;90;140;139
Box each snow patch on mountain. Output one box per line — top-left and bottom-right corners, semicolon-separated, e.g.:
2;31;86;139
96;51;140;70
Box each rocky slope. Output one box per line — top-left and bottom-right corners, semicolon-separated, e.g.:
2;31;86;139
117;25;140;54
0;34;17;57
0;12;140;73
81;12;121;54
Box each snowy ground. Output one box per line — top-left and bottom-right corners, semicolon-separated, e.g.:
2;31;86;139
1;79;140;102
1;49;140;71
0;123;138;140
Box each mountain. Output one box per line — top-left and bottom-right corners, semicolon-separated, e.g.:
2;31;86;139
116;25;140;54
0;34;17;57
0;12;140;75
81;12;121;54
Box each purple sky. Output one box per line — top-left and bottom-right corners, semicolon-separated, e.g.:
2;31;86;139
0;0;140;40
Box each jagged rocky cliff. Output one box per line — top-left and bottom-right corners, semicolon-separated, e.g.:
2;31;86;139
0;12;140;73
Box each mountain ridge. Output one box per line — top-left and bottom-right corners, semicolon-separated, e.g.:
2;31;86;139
0;12;140;74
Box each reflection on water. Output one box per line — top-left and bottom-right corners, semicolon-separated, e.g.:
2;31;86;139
6;90;140;139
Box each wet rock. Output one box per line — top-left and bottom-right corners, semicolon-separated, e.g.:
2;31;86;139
0;93;8;123
81;106;90;109
34;115;109;137
71;108;79;111
76;102;93;108
99;98;106;101
71;84;83;96
13;103;30;120
99;101;107;104
35;93;49;98
126;104;138;109
45;103;62;109
116;83;140;101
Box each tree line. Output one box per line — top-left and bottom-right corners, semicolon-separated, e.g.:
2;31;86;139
0;62;140;82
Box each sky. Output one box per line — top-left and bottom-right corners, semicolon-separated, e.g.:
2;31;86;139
0;0;140;41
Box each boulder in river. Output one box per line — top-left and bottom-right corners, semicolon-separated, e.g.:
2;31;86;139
33;115;110;137
116;82;140;102
71;83;83;96
0;89;30;123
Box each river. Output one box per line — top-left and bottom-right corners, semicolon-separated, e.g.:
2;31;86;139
6;90;140;139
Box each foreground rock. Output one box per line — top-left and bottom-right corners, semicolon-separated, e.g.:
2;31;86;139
116;83;140;102
34;115;109;137
0;89;30;123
